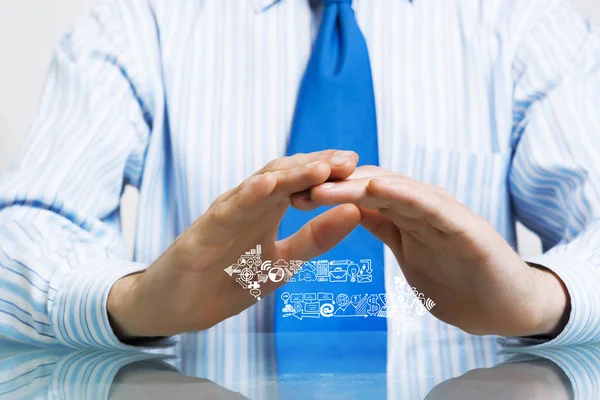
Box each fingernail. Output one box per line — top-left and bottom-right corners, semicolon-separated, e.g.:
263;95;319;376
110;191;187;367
331;156;351;166
335;150;355;157
320;182;335;189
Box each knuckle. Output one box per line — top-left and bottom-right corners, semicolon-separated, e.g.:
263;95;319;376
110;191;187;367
213;190;232;205
265;158;281;171
260;171;277;190
404;191;422;207
206;205;227;224
175;225;204;260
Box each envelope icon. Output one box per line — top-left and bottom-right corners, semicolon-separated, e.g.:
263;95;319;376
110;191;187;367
357;275;372;283
329;267;348;282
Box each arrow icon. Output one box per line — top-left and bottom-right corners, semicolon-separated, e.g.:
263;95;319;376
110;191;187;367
292;312;319;320
361;259;373;274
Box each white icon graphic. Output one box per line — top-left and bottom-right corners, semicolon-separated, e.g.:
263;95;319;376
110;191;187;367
268;267;285;283
316;260;329;282
366;294;380;316
357;259;373;283
283;267;295;282
318;292;334;302
301;293;320;319
336;294;350;308
276;276;436;333
425;298;436;311
329;260;352;282
289;293;302;303
289;260;304;274
230;257;374;286
349;264;359;282
239;268;254;282
261;260;272;271
282;304;295;313
332;293;368;317
304;293;317;302
320;303;335;317
297;262;317;282
225;248;437;332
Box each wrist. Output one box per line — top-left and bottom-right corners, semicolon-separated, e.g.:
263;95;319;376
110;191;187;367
107;272;149;341
528;263;571;338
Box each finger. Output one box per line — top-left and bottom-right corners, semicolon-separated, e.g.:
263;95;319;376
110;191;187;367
378;208;442;248
256;150;358;180
358;207;404;257
292;167;405;210
212;162;337;224
311;176;466;235
345;165;398;180
267;162;333;201
218;150;359;205
368;179;467;234
210;173;280;226
277;204;361;262
309;176;400;209
289;190;321;211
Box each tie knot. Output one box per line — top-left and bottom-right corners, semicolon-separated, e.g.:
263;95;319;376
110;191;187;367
322;0;352;5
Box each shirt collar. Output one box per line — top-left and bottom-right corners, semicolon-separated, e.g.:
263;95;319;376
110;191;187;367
253;0;413;14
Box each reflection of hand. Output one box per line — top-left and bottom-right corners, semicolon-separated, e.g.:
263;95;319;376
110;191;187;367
301;166;570;337
108;150;361;340
110;361;249;400
424;359;573;400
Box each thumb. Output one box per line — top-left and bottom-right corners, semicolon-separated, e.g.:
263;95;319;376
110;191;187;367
359;207;404;260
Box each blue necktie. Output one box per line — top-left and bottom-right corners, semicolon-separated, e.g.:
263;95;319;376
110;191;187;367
275;0;387;334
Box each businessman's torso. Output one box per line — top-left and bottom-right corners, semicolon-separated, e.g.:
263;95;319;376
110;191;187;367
127;0;536;263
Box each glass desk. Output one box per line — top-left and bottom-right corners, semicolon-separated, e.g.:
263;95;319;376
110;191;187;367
0;331;596;399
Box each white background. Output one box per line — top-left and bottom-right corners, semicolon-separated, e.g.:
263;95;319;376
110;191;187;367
1;0;599;256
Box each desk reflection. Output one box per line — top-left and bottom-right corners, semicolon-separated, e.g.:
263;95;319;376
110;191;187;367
1;333;597;399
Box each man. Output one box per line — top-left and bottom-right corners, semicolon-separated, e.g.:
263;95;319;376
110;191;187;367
0;0;599;359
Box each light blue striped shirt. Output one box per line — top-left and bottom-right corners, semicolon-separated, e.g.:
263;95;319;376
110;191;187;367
1;0;600;384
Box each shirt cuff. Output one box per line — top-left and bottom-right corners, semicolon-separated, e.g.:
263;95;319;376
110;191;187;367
498;253;600;348
49;261;176;349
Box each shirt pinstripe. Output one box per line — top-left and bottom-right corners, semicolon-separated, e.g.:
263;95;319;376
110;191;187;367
1;0;600;397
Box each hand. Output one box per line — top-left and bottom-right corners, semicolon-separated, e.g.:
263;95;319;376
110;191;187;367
300;166;570;337
108;150;362;339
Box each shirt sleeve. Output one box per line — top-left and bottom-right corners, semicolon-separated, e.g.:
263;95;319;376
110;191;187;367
501;0;600;348
0;0;167;349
